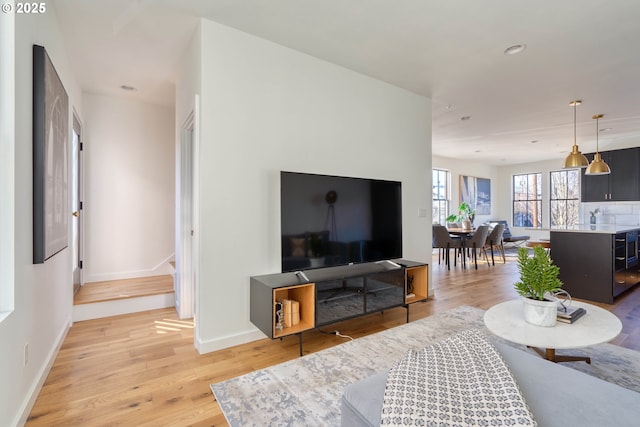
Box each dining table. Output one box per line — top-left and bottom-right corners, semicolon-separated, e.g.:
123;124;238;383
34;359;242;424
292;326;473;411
446;227;475;237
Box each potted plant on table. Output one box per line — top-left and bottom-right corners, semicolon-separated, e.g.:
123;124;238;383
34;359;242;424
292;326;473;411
446;202;476;230
514;246;563;327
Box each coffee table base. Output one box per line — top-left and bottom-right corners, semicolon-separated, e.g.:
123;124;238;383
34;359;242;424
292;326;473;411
528;346;591;364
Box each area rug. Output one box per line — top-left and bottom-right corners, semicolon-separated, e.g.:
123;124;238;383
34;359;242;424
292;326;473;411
210;305;640;426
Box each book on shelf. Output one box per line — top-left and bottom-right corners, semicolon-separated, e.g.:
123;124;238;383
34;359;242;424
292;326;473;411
282;299;300;327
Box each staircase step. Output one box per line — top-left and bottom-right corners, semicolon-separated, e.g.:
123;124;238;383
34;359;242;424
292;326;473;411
73;275;175;322
74;275;174;305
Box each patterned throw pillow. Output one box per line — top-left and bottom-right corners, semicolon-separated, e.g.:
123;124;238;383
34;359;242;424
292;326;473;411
381;329;537;426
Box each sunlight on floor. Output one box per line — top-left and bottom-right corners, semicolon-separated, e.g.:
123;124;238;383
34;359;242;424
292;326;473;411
154;318;194;334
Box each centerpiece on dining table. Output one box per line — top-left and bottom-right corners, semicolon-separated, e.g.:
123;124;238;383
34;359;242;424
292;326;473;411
446;202;476;230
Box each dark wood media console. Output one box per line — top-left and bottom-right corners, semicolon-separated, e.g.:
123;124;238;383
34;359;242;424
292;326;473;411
250;259;429;355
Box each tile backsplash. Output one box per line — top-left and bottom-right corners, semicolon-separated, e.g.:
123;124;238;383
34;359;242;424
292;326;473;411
582;202;640;226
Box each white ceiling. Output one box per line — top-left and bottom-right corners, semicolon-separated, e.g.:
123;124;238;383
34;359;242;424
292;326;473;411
52;0;640;165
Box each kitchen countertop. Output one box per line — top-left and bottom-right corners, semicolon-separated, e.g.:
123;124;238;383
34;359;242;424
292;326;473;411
550;224;640;234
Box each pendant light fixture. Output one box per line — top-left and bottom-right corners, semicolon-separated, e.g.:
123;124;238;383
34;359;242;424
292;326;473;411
562;100;589;168
585;114;611;175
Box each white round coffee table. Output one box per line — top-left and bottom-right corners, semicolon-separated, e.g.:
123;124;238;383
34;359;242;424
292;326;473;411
484;299;622;363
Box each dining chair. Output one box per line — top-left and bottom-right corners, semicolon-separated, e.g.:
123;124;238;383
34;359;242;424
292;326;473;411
432;230;446;265
484;223;506;265
432;225;464;270
463;225;489;269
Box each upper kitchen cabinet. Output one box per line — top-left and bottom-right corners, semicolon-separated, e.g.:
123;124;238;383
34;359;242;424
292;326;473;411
581;147;640;202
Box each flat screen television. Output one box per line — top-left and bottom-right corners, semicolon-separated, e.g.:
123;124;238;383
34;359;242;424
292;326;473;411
280;171;402;272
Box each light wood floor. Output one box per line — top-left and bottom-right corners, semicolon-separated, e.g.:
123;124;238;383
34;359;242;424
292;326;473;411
27;253;640;426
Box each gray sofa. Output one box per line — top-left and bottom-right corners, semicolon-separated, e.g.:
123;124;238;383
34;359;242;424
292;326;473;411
341;341;640;426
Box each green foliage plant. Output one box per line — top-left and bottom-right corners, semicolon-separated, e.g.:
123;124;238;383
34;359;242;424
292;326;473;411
445;202;476;223
514;246;563;301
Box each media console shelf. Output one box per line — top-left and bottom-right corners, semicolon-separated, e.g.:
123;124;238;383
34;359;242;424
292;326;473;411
405;264;428;304
273;284;315;338
250;259;428;355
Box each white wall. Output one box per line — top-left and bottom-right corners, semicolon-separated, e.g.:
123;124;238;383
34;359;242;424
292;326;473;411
178;19;432;353
0;2;15;319
0;5;82;426
82;93;175;282
432;156;497;226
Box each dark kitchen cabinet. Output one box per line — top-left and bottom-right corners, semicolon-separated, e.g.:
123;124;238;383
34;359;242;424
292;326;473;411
581;147;640;202
551;230;640;304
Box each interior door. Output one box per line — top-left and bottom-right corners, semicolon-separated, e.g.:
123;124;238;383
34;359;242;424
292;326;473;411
71;114;83;294
176;111;196;319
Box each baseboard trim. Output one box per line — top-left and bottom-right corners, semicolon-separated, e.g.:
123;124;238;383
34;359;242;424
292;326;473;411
73;293;175;322
15;316;71;427
196;328;267;355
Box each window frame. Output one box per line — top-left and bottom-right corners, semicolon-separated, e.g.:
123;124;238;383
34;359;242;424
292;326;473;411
549;169;581;228
432;168;450;225
512;172;542;228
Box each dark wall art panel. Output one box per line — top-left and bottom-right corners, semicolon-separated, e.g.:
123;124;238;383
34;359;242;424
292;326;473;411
33;44;69;263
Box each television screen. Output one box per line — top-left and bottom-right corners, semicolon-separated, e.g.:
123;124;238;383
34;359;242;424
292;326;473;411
280;171;402;272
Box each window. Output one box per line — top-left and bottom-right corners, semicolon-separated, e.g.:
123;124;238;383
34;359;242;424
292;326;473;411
550;169;580;227
432;169;449;225
513;173;542;228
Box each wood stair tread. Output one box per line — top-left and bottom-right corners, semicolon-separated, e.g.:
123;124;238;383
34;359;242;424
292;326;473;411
74;275;174;305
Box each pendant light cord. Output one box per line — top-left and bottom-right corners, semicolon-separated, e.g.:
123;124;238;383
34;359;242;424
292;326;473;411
595;116;599;150
593;114;604;151
573;102;577;146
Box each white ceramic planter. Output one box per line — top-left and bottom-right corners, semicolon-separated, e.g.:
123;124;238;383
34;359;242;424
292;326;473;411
522;296;557;327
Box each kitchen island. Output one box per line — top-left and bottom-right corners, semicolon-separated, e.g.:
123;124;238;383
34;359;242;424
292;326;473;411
550;225;640;303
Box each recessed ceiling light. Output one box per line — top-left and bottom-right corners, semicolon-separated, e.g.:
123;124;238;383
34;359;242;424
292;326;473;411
504;44;527;55
600;127;612;132
120;85;137;92
460;116;471;121
531;140;539;144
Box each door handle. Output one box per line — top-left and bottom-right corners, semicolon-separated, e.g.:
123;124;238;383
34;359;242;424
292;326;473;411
72;211;79;217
